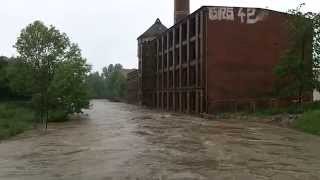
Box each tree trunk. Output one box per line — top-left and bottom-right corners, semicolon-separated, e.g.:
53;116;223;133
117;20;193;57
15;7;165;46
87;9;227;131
45;90;49;130
41;92;44;127
46;109;48;129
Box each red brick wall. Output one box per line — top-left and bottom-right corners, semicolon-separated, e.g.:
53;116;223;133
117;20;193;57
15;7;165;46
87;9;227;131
205;7;290;112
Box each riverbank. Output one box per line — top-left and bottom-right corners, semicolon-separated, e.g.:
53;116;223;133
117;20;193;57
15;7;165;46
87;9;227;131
210;102;320;136
0;101;71;140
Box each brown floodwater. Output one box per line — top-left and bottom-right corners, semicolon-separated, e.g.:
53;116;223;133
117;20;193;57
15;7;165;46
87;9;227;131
0;100;320;180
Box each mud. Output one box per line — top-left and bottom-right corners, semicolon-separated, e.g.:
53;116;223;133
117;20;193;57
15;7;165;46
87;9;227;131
0;100;320;180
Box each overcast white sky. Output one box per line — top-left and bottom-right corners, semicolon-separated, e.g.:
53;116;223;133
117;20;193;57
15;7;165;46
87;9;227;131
1;0;319;71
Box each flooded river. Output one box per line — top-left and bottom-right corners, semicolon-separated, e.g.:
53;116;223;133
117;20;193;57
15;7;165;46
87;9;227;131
0;100;320;180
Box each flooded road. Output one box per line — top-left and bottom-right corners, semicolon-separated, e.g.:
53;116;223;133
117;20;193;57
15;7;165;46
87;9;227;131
0;100;320;180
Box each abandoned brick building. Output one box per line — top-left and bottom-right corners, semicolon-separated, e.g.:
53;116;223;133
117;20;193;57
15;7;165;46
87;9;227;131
132;0;311;114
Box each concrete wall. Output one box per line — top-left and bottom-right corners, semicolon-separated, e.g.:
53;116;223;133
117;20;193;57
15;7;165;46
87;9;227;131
205;7;290;112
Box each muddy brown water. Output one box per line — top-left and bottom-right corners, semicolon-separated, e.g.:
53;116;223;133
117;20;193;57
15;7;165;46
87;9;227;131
0;100;320;180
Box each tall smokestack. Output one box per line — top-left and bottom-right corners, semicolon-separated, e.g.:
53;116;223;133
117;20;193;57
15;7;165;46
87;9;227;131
174;0;190;24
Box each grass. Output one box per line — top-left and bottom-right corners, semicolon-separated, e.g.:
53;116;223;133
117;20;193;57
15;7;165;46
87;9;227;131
0;101;35;140
251;102;320;135
294;110;320;135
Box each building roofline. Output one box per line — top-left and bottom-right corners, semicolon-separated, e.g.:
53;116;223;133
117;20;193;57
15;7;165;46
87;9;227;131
137;18;168;40
156;5;289;37
202;5;289;14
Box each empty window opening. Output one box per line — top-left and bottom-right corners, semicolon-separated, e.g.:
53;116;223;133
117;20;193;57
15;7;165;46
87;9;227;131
164;35;167;49
198;37;201;59
175;93;180;111
169;71;174;88
164;53;168;68
175;28;180;45
154;93;157;108
158;55;162;70
169;31;173;48
169;93;173;111
163;72;167;89
158;93;162;108
198;16;201;35
190;42;196;61
182;45;187;63
190;66;196;86
158;39;163;51
169;51;173;67
159;75;163;89
182;23;187;41
163;93;167;109
175;70;180;88
182;68;187;87
175;48;180;65
182;92;187;112
190;92;196;113
190;17;196;38
197;65;201;86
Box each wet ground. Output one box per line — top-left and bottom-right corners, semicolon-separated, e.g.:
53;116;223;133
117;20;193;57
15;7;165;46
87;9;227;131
0;100;320;180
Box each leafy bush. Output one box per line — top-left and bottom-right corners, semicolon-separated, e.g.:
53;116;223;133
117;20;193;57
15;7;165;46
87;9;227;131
48;109;68;122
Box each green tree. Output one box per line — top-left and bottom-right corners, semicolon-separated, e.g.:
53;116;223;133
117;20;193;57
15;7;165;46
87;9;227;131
102;64;114;79
87;64;127;99
275;4;320;104
87;72;106;98
11;20;89;128
48;44;90;115
107;70;127;98
104;64;127;98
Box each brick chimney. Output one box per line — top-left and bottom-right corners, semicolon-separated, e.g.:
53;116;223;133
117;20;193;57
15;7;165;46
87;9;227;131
174;0;190;24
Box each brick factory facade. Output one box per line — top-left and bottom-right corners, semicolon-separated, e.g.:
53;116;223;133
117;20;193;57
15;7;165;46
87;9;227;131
133;1;312;114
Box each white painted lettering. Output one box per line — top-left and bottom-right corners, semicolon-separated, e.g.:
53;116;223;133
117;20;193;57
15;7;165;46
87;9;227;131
209;7;234;21
247;8;257;24
209;8;219;20
209;7;268;24
226;8;235;21
237;8;246;23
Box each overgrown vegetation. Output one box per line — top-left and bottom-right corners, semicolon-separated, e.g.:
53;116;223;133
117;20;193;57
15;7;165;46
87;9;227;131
275;3;320;103
87;64;127;99
271;4;320;135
